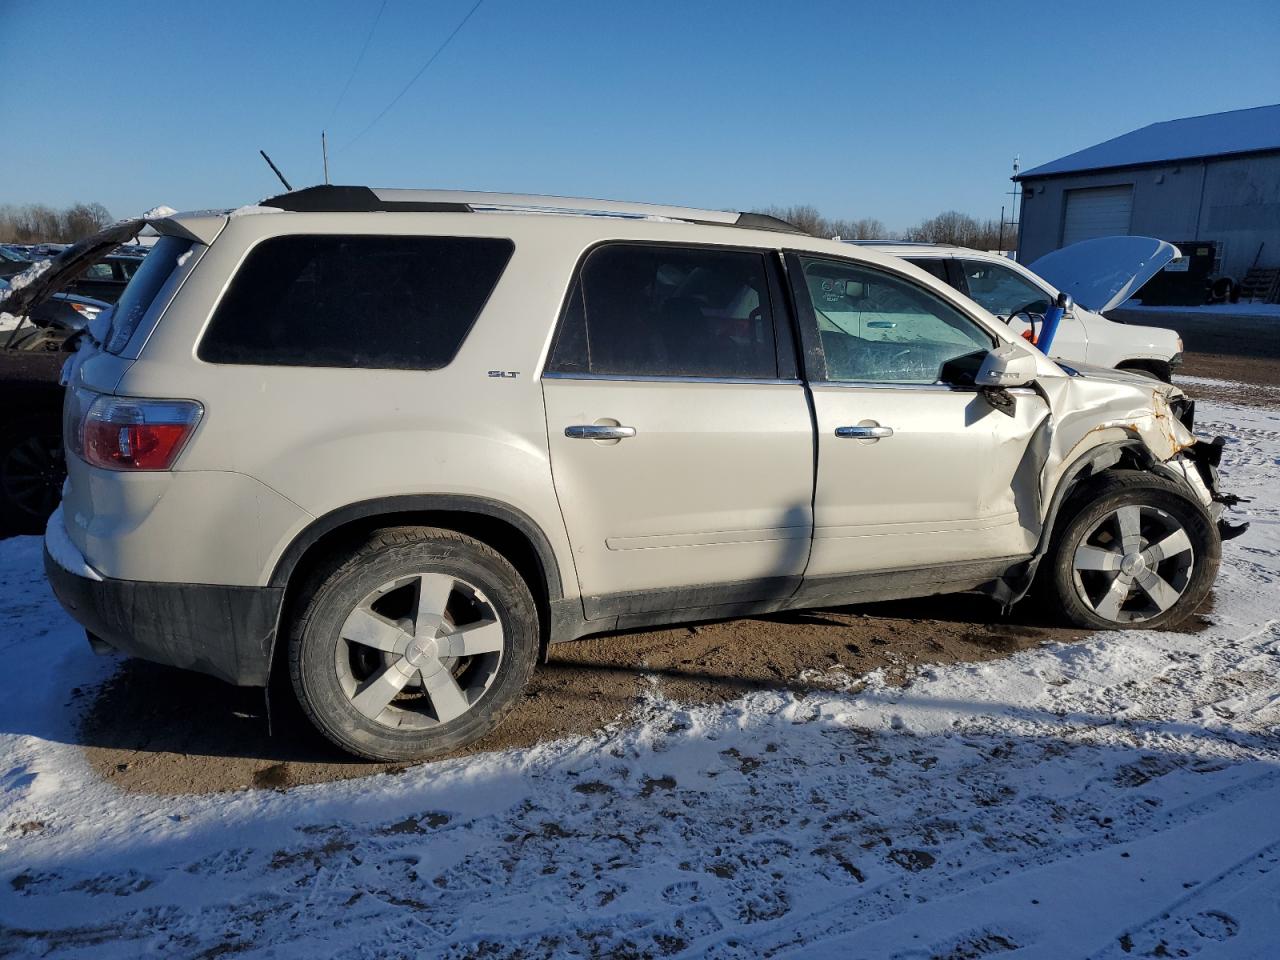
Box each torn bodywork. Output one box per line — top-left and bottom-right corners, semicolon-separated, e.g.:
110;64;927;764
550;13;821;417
986;364;1247;609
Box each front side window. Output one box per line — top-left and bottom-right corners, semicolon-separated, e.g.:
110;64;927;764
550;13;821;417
200;235;514;369
797;256;992;384
547;243;778;379
960;259;1050;318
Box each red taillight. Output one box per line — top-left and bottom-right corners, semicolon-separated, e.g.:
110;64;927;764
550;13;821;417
80;395;203;470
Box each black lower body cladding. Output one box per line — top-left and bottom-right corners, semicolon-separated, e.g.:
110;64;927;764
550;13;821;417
44;548;283;686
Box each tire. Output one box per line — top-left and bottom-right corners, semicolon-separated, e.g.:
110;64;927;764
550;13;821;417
0;420;65;534
289;526;538;761
1045;472;1219;630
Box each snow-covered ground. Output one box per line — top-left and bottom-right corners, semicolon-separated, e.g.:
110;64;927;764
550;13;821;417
0;400;1276;959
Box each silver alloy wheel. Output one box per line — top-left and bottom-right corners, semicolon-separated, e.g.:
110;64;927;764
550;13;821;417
1071;504;1196;623
334;573;504;729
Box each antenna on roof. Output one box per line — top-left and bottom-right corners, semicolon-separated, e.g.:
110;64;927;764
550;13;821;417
321;131;330;185
259;149;294;192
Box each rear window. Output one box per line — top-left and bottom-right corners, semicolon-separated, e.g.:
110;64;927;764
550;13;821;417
199;235;514;370
105;235;194;354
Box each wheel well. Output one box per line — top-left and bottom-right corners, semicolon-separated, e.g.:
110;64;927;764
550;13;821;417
270;508;557;683
1116;358;1172;383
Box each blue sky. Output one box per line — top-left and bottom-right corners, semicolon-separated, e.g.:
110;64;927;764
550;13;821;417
4;0;1277;230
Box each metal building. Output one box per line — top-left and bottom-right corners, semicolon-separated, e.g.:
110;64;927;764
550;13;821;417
1015;103;1280;284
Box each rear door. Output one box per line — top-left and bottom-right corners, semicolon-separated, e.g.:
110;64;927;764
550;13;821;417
785;252;1047;594
541;242;814;619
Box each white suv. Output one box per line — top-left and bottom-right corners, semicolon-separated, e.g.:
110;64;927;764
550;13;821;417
862;240;1184;381
36;187;1242;760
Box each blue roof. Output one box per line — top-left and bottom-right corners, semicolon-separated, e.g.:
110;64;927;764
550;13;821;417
1017;103;1280;179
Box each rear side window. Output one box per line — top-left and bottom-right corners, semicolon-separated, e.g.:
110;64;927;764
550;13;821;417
905;257;949;284
199;235;514;369
105;235;194;354
546;243;778;379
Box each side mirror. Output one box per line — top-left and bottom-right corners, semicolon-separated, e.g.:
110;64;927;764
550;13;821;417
976;344;1038;388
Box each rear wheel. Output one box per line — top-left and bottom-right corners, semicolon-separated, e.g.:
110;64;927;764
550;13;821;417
0;421;65;533
289;527;538;761
1046;473;1219;630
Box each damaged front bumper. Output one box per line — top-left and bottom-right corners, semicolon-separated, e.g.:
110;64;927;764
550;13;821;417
1185;437;1250;541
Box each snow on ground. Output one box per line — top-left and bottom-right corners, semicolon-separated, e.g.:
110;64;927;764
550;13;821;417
0;401;1277;959
1125;301;1280;318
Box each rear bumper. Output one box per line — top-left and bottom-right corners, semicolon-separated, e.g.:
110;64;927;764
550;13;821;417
44;523;282;687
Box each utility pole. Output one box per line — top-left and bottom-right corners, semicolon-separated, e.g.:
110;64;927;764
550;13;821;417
322;131;330;185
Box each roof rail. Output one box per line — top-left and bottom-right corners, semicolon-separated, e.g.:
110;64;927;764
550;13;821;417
259;185;808;235
840;239;936;246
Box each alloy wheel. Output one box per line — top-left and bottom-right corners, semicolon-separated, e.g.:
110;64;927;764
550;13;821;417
1071;504;1195;624
334;573;505;729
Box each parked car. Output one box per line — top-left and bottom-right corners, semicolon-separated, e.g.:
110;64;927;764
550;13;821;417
62;253;145;303
0;244;30;279
0;226;145;533
37;186;1243;761
860;238;1184;381
0;276;110;348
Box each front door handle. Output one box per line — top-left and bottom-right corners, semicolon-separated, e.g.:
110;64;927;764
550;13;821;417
565;424;637;440
835;425;894;439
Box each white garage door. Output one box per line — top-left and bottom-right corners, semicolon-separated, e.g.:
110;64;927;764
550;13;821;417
1062;185;1133;246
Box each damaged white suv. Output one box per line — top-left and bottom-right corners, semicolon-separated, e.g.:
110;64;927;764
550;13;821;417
34;186;1245;761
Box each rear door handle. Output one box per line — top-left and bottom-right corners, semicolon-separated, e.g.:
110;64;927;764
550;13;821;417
835;425;894;439
565;424;637;440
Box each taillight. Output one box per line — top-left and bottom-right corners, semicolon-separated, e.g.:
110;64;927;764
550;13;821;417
80;395;203;470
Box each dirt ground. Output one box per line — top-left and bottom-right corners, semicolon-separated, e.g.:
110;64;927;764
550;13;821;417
78;348;1269;796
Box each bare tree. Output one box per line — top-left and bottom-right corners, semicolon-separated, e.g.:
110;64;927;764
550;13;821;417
0;201;115;244
905;210;1003;250
755;206;893;240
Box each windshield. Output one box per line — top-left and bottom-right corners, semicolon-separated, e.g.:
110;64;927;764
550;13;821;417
104;235;193;353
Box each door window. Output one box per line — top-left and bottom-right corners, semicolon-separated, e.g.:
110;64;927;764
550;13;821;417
547;243;778;379
905;257;950;284
797;256;992;384
960;259;1050;318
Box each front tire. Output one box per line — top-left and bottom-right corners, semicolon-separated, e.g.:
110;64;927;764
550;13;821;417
1045;472;1219;630
289;526;538;761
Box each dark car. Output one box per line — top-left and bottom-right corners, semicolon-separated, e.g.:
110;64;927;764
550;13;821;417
0;218;148;533
63;254;145;303
0;245;29;279
0;278;112;530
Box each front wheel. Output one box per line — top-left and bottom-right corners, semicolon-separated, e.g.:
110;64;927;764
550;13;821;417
1045;473;1219;630
289;527;538;761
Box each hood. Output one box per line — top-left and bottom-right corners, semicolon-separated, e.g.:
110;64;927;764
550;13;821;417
0;218;145;323
1027;236;1180;313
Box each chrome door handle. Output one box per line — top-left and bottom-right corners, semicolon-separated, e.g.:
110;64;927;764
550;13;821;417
835;425;894;439
565;424;637;440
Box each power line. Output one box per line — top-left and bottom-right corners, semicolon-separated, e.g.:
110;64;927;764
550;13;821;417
327;0;389;127
339;0;485;152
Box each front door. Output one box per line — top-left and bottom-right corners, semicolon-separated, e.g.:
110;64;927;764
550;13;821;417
786;253;1049;591
542;242;814;619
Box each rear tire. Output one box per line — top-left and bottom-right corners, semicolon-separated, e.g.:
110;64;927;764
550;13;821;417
1045;472;1219;630
289;526;538;761
0;420;65;534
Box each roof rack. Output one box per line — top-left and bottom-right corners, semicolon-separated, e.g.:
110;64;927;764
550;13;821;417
840;239;937;246
259;185;808;235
